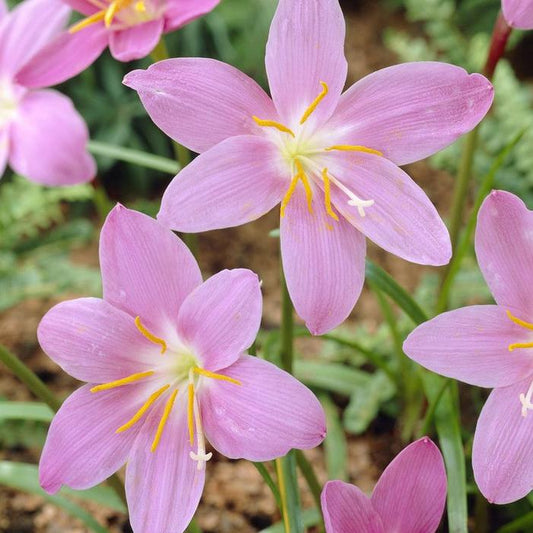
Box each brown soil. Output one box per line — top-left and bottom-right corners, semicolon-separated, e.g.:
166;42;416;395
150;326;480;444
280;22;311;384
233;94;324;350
0;2;455;532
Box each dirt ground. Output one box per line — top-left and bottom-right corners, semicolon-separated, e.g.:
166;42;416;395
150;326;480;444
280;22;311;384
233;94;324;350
0;2;457;531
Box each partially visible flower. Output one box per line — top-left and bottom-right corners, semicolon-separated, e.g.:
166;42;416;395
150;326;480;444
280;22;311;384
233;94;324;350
38;204;326;533
502;0;533;29
404;190;533;504
124;0;493;335
23;0;220;67
0;0;95;185
321;437;446;533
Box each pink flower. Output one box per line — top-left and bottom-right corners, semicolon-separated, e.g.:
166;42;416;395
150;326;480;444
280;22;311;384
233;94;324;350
502;0;533;29
124;0;494;335
404;190;533;504
0;0;95;185
25;0;221;66
38;204;326;533
321;437;447;533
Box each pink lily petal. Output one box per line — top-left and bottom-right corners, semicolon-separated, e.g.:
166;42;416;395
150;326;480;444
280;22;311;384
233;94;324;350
124;58;277;153
473;378;533;504
100;205;202;339
62;0;97;15
280;186;366;335
476;190;533;316
321;481;384;533
177;269;262;371
327;62;493;166
16;24;108;89
109;19;163;62
37;297;159;383
126;401;205;533
158;135;286;231
40;383;153;493
502;0;533;29
0;0;7;18
8;89;95;186
164;0;220;32
371;437;446;533
0;0;70;77
200;355;326;461
0;128;7;176
403;305;533;388
265;0;347;127
326;151;451;265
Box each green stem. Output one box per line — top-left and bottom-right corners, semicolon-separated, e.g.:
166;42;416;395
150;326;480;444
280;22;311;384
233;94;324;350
275;453;304;533
0;344;128;509
280;271;294;374
184;519;202;533
151;38;170;62
418;378;451;437
295;450;324;532
88;141;179;174
92;179;114;221
447;126;479;255
254;462;282;511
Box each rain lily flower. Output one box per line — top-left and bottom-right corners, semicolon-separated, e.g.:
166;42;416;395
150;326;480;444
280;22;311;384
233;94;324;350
124;0;494;335
34;0;221;64
321;437;447;532
502;0;533;29
404;190;533;504
38;205;326;533
0;0;95;185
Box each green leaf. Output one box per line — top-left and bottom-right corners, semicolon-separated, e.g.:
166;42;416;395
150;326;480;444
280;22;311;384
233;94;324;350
0;461;119;533
260;508;321;533
365;260;428;324
276;452;304;533
343;372;396;435
0;402;54;422
294;360;371;396
320;394;347;480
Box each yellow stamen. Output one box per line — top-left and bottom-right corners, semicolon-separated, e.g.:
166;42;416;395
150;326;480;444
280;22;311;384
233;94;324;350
252;116;295;137
509;342;533;352
69;11;106;33
187;383;195;445
134;316;167;354
295;160;314;215
151;388;178;452
322;169;339;222
104;0;119;27
280;174;300;219
116;384;170;433
192;367;241;385
325;145;383;157
90;370;154;393
506;310;533;331
300;81;329;125
134;0;146;12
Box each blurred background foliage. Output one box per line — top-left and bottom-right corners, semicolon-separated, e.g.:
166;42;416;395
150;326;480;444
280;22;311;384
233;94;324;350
1;0;533;530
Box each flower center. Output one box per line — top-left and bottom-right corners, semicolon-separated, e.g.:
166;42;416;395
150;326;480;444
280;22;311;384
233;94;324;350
252;81;382;224
506;310;533;417
90;316;240;468
0;79;19;129
69;0;161;33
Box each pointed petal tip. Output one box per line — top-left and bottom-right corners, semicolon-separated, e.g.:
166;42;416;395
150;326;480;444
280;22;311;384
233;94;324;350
122;68;145;89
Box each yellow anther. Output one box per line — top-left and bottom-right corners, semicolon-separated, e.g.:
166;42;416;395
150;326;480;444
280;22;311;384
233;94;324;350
134;0;146;12
151;388;178;452
325;145;383;157
506;310;533;331
509;342;533;352
300;81;329;125
295;160;313;215
187;383;195;445
322;169;339;222
90;370;154;393
104;0;119;27
192;367;241;385
69;11;106;33
252;116;295;137
134;316;167;354
116;384;170;433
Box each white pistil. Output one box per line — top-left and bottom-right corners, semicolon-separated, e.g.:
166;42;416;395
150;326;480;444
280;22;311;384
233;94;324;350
519;380;533;417
188;370;213;470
